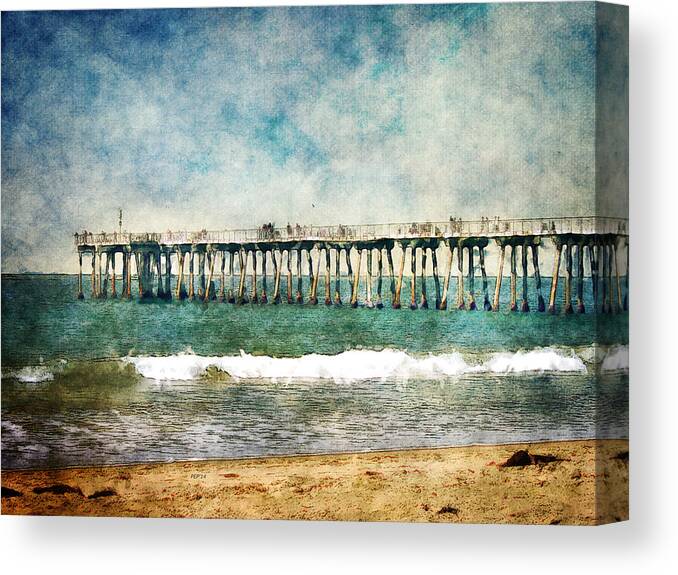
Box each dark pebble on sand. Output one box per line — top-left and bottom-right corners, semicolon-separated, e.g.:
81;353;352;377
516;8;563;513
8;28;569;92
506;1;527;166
88;488;117;499
613;451;629;463
33;484;83;496
501;450;560;467
2;486;23;498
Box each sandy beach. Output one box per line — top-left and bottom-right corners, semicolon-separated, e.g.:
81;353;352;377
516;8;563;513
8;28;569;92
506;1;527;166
1;439;628;524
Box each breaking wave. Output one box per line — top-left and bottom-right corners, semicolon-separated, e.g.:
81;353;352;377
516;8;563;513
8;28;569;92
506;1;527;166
601;345;629;371
124;347;598;382
11;366;55;383
2;345;627;384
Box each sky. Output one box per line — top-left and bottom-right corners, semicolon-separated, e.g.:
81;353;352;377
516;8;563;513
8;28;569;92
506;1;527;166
1;2;628;273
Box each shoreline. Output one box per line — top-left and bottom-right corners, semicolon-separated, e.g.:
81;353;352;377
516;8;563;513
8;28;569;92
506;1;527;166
1;437;626;473
2;439;628;524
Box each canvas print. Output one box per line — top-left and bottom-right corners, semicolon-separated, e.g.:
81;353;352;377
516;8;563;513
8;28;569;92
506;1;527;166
1;2;628;524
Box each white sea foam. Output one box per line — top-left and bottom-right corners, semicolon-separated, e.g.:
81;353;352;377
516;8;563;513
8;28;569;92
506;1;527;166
12;366;54;383
125;347;591;382
484;349;586;374
1;420;27;441
601;345;629;371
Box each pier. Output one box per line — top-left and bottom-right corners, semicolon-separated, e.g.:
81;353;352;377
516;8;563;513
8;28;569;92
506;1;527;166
74;216;628;313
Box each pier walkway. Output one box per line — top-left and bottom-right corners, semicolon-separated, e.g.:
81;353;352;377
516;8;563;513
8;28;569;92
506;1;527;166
74;216;628;313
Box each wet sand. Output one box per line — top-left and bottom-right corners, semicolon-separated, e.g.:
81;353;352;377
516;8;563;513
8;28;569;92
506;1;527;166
1;439;628;524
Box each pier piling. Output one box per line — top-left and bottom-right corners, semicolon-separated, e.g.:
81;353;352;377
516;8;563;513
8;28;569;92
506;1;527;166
135;253;142;298
164;252;172;299
260;251;268;304
607;241;615;313
324;247;332;305
272;250;282;304
588;243;599;312
393;244;405;309
98;251;105;299
548;241;562;314
564;242;573;314
479;245;491;311
366;249;374;308
306;249;316;304
624;240;630;311
347;248;355;305
410;246;418;310
110;253;117;298
226;251;235;303
334;248;342;305
156;251;164;300
467;246;476;311
520;244;529;312
237;249;247;304
295;249;303;304
614;241;622;312
91;253;97;298
387;246;396;305
602;243;610;314
351;248;362;308
77;253;84;299
218;251;225;301
456;244;465;310
509;245;517;312
493;243;505;312
175;251;185;300
441;243;453;311
251;250;258;303
103;252;110;298
188;253;195;300
420;248;428;309
145;253;154;299
532;244;545;312
197;252;205;300
285;250;293;304
204;250;216;303
125;252;132;299
376;248;384;309
576;243;585;313
430;246;440;309
120;252;128;300
311;247;321;305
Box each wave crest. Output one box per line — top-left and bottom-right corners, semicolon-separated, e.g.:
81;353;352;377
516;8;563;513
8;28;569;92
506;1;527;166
12;366;54;383
125;347;590;382
601;346;629;371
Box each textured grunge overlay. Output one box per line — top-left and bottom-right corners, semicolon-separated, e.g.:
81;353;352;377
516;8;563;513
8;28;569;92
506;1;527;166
2;3;627;273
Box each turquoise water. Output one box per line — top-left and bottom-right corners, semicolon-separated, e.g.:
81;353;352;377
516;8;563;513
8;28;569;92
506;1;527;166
2;274;627;364
1;274;628;470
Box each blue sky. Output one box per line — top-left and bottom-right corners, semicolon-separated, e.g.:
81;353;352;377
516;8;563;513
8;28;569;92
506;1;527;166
1;3;627;272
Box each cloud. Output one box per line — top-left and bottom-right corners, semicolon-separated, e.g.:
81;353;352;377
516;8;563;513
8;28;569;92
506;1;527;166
1;4;627;272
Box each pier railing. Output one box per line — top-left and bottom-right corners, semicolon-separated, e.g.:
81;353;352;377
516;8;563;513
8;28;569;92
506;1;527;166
74;216;628;247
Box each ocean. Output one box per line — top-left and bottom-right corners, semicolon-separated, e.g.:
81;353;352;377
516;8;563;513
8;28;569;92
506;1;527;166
1;274;628;470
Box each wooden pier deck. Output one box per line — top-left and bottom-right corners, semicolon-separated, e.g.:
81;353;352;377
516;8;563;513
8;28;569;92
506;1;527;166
74;216;628;313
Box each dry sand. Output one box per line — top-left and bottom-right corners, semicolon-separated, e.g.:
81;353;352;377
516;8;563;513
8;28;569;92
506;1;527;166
1;439;628;525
